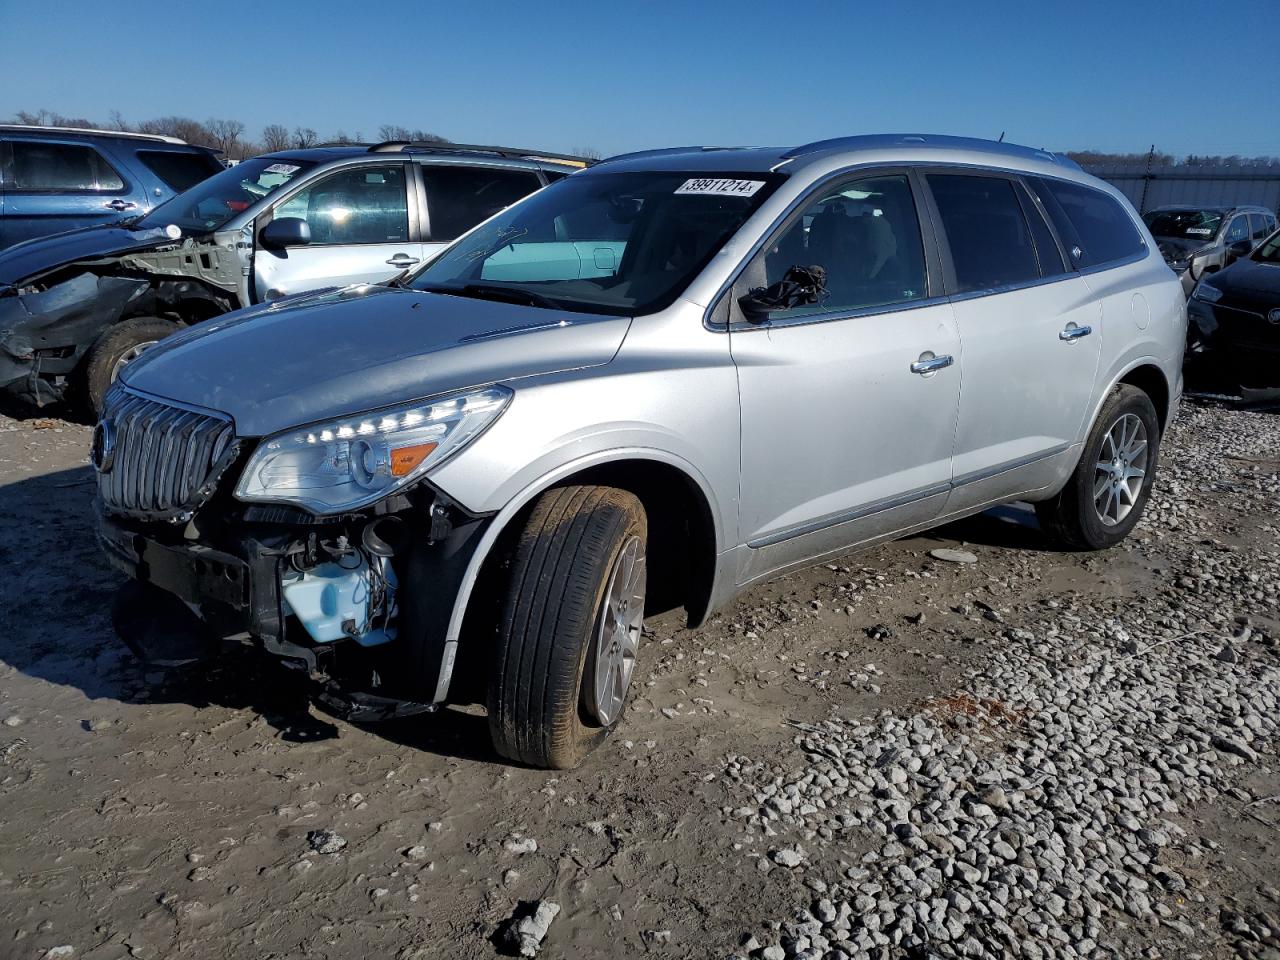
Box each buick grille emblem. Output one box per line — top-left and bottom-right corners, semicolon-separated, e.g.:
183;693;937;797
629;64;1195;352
91;420;116;474
1269;308;1280;325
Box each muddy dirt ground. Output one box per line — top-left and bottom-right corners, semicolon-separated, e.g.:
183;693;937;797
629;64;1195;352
0;397;1277;960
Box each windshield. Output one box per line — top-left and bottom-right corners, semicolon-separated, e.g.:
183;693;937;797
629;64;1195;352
409;171;783;316
137;157;315;234
1252;231;1280;264
1143;209;1223;241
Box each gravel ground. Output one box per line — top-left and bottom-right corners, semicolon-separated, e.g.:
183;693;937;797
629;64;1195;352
0;397;1277;960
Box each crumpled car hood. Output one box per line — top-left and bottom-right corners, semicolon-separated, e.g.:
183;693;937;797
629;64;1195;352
121;285;631;437
1154;237;1207;263
0;224;177;287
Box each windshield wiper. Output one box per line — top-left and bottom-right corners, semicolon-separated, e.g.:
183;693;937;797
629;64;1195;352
417;283;564;311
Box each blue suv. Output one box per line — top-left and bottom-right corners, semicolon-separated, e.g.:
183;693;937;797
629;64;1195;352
0;125;223;249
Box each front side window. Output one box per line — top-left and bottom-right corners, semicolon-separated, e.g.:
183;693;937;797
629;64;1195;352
410;170;782;316
7;140;124;192
754;173;927;318
1037;180;1144;267
1225;215;1251;244
928;174;1041;293
1252;232;1280;265
137;156;314;234
421;166;544;242
272;164;409;245
1249;213;1271;241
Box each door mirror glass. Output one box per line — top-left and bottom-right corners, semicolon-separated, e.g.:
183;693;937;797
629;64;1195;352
1228;238;1253;259
260;216;312;248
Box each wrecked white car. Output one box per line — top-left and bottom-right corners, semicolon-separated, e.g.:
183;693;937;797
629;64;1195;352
0;142;585;411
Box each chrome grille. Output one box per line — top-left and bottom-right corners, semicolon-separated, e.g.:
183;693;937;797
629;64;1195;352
97;386;240;522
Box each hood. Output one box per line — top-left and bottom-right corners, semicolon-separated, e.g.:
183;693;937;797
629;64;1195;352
0;224;179;287
1207;256;1280;297
1154;237;1208;263
122;285;631;437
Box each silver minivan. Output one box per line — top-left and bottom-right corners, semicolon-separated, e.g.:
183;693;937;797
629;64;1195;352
94;135;1186;768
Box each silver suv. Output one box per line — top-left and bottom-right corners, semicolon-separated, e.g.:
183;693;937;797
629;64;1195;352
93;134;1186;768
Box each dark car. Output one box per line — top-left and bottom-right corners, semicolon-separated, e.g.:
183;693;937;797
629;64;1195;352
0;125;223;248
1144;204;1276;296
1187;228;1280;383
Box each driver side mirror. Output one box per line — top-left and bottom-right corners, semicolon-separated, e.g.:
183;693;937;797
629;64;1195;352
1227;238;1252;260
737;264;829;324
260;216;311;249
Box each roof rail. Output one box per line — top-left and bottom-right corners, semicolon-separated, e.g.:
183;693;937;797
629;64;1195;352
781;134;1076;168
0;123;192;146
599;144;757;165
368;140;592;167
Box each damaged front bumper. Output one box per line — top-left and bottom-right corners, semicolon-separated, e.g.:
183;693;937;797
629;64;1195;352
96;497;492;722
1;274;147;404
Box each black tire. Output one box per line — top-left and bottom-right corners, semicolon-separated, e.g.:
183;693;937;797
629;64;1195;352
82;317;180;415
488;485;647;769
1036;384;1161;550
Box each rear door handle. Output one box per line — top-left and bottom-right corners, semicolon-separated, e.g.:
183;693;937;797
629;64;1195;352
1059;323;1092;342
910;352;954;375
105;199;137;211
386;254;420;267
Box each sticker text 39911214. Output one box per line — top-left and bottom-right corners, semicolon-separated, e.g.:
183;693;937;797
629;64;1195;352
675;178;765;197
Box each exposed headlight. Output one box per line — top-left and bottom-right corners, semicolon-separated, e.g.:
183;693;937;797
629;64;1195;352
1192;282;1223;303
235;386;512;513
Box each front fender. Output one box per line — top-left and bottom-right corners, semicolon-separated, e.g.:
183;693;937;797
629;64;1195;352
426;445;724;704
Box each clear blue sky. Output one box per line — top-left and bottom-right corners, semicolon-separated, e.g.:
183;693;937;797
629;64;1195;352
2;0;1277;158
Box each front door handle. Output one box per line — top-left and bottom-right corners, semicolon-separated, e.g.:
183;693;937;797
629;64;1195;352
386;254;420;267
1059;323;1092;342
105;199;137;211
910;352;954;376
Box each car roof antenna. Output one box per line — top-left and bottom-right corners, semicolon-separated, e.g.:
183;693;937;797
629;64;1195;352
997;131;1006;143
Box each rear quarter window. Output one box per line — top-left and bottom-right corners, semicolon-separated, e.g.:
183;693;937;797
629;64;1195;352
1031;178;1146;269
138;150;223;192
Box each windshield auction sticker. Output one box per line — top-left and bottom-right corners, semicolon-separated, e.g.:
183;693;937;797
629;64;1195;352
675;178;765;197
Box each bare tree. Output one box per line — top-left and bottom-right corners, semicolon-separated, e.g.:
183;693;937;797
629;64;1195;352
206;118;246;159
292;126;319;149
376;124;448;144
261;124;291;152
13;108;93;128
108;110;131;131
136;115;213;145
571;145;603;160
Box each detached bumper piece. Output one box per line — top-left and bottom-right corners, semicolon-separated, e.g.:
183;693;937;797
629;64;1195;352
314;682;438;722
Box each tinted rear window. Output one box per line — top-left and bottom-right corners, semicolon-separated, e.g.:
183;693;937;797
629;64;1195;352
927;174;1041;293
1033;178;1145;268
138;150;222;191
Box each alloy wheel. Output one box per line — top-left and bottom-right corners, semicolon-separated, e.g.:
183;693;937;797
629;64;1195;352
586;536;646;725
1093;413;1148;527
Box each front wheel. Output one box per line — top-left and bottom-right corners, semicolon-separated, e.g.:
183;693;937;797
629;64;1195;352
82;317;180;415
1036;384;1161;550
488;485;647;769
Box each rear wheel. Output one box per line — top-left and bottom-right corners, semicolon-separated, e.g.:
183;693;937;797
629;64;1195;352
1036;384;1161;550
82;317;180;414
488;485;647;769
